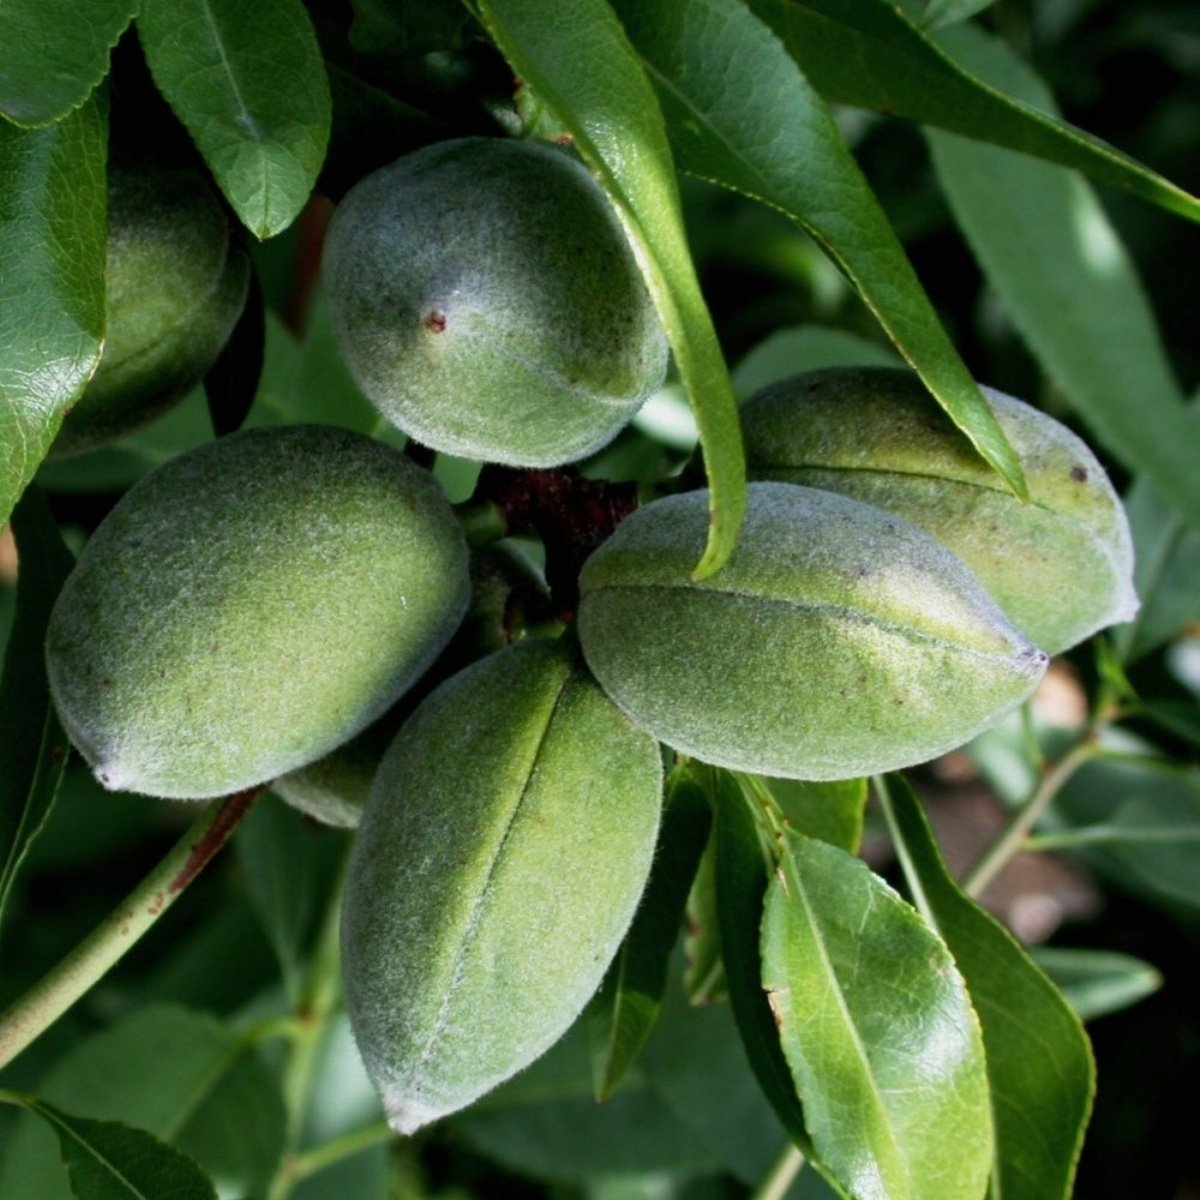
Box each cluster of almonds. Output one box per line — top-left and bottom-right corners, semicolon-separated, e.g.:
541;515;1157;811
43;137;1136;1132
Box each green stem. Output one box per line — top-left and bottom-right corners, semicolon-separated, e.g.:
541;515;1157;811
0;789;259;1071
1026;826;1200;850
456;499;508;548
752;1142;806;1200
962;742;1097;897
267;848;355;1200
289;1121;394;1183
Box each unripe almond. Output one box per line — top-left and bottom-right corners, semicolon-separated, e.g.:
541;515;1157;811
341;638;662;1133
741;367;1138;654
46;425;469;799
323;137;669;467
53;165;249;458
272;544;540;827
578;482;1047;780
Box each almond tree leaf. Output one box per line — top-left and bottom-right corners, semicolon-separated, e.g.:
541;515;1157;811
23;1100;216;1200
682;832;724;1004
879;773;1094;1200
1116;395;1200;661
748;0;1200;223
0;487;74;934
0;0;136;127
1029;947;1162;1024
733;326;898;398
706;767;815;1155
925;26;1200;533
136;0;331;239
612;0;1027;499
587;770;711;1100
475;0;745;578
762;828;993;1200
0;1006;286;1200
0;95;107;528
920;0;998;30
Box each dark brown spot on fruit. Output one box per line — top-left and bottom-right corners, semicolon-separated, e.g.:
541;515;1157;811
1071;466;1088;482
424;309;448;334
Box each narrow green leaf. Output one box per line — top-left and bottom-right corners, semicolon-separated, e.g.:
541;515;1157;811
1117;482;1200;661
733;326;898;398
588;771;711;1100
921;0;997;30
879;774;1094;1200
1029;948;1162;1024
0;488;74;933
1053;751;1200;917
475;0;745;577
762;828;992;1200
0;1006;286;1200
926;27;1200;533
682;833;725;1004
749;0;1200;222
0;0;136;127
0;96;107;527
25;1100;216;1200
612;0;1027;499
707;768;814;1155
1116;396;1200;661
136;0;331;239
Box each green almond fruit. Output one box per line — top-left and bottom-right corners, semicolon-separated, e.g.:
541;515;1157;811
323;137;669;467
272;543;544;827
577;482;1048;780
741;367;1138;654
342;638;663;1133
46;425;470;799
53;165;250;458
270;714;394;829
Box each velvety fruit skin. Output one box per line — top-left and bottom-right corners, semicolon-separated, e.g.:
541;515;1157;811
46;426;470;800
272;543;540;827
341;638;662;1133
53;165;249;458
578;483;1048;780
323;137;669;467
271;715;394;829
741;367;1138;654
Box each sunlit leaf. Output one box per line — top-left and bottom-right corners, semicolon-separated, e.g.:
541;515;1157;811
926;27;1200;532
475;0;745;577
137;0;331;239
762;828;992;1200
0;0;135;127
749;0;1200;222
706;767;814;1154
613;0;1027;498
880;773;1093;1200
0;96;107;527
